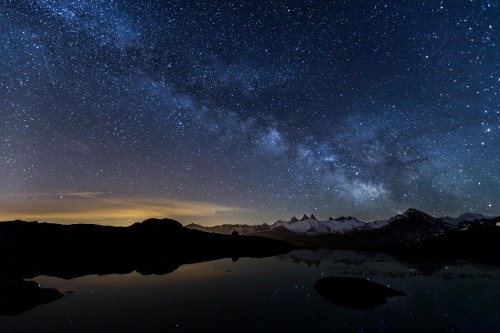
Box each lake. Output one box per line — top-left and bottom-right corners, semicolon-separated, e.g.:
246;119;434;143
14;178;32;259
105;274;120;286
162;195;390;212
1;249;499;333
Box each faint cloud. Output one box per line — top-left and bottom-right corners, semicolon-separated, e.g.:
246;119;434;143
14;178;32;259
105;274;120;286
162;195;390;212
0;192;250;226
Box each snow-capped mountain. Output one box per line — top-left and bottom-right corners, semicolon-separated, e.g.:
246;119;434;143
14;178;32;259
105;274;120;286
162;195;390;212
186;208;498;247
365;220;389;229
285;217;363;234
187;213;384;236
188;208;452;236
272;214;368;234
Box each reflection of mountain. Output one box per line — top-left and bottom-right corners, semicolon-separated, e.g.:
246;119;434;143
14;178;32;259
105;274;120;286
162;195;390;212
0;280;64;316
279;248;376;266
0;218;293;280
314;276;406;310
279;249;487;277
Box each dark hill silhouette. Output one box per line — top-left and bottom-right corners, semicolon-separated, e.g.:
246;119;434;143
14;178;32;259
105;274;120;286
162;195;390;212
0;218;294;280
130;217;183;231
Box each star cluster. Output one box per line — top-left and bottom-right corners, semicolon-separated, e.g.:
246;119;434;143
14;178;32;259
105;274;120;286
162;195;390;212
0;1;498;225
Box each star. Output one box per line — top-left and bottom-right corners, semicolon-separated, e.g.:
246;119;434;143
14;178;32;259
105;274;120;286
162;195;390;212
0;0;498;225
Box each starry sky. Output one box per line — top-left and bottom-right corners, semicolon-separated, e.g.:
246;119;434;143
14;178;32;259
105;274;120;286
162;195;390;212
0;0;498;226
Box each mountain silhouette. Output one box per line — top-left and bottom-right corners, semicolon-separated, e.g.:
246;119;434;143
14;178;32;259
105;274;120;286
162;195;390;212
0;218;294;280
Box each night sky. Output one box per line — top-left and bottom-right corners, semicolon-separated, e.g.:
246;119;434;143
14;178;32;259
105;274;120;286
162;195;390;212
1;1;498;226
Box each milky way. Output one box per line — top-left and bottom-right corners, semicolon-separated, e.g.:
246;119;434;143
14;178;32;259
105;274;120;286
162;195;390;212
1;1;498;225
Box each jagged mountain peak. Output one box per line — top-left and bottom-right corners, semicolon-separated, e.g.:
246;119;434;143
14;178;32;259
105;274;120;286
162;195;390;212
300;214;310;221
287;214;319;222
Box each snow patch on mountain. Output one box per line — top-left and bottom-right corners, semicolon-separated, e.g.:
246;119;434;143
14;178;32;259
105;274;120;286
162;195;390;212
366;220;389;229
273;216;367;235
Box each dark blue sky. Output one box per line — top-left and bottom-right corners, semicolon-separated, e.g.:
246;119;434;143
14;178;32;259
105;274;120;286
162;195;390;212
1;1;498;225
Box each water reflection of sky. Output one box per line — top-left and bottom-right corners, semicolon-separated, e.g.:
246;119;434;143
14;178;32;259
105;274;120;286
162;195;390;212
1;252;499;333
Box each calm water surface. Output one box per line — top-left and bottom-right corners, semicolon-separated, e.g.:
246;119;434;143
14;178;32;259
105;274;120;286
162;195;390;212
1;250;499;333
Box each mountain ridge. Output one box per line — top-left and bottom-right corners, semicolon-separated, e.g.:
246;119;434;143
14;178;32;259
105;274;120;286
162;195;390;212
186;208;499;248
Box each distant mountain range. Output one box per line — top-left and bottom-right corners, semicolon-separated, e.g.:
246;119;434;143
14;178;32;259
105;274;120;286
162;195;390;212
186;208;499;249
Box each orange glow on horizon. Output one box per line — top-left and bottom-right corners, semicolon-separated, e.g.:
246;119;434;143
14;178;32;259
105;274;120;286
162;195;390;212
0;192;251;226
